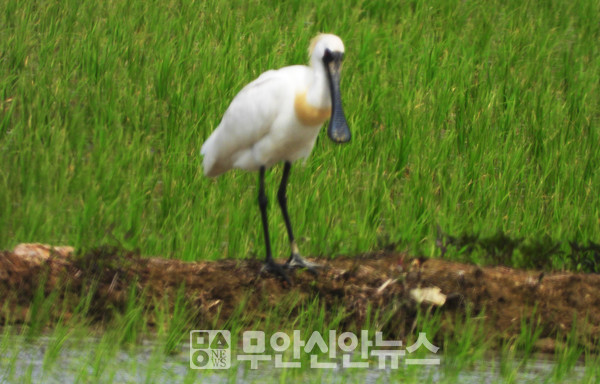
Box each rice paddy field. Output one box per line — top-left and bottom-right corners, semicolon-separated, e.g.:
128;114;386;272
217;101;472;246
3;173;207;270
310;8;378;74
1;0;599;382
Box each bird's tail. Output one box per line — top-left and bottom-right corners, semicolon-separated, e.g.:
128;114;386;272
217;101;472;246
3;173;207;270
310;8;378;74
201;134;231;177
200;135;217;176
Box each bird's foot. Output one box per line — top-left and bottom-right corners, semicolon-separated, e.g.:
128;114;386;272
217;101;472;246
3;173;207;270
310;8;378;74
261;260;292;285
285;253;322;275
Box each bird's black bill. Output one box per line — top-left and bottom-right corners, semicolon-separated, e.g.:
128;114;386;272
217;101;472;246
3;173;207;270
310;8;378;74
323;51;351;143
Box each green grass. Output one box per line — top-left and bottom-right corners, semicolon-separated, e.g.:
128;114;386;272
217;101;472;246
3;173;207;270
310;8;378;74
0;298;596;383
1;0;598;266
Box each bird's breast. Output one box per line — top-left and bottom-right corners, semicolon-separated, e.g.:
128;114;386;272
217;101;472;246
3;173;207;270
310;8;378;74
294;91;331;127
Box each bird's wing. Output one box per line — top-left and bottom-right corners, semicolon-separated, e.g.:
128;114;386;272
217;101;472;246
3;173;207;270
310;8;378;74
201;69;291;176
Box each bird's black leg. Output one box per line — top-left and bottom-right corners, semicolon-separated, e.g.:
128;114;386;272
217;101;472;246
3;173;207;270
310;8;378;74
258;166;291;284
278;161;321;274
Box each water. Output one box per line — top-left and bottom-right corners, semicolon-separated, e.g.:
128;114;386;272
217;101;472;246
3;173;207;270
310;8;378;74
0;336;590;383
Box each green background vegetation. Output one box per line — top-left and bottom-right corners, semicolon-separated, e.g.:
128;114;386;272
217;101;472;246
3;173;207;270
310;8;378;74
1;0;599;267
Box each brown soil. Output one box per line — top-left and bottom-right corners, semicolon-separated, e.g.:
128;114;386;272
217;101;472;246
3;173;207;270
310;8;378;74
1;244;599;352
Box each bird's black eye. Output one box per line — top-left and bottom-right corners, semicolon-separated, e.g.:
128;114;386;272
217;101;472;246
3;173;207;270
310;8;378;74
323;49;334;63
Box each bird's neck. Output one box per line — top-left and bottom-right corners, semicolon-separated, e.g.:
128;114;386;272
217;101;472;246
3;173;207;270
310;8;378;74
305;60;331;109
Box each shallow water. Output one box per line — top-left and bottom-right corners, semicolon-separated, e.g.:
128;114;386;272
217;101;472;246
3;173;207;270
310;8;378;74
0;336;589;383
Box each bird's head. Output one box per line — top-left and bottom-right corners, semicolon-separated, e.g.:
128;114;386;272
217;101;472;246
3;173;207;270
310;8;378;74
309;34;351;144
309;34;345;61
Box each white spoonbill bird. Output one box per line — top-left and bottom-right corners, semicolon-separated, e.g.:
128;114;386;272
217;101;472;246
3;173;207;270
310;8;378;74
201;34;351;283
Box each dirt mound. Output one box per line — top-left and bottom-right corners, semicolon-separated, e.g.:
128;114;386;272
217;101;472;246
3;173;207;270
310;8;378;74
1;244;599;352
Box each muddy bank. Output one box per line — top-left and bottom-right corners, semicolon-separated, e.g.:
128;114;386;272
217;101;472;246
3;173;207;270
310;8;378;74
1;244;599;352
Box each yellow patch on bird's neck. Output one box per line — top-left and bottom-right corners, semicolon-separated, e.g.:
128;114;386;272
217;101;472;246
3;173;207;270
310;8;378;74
294;92;331;127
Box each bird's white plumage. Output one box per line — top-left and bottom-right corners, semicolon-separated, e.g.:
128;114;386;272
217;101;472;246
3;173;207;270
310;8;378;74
201;34;345;177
